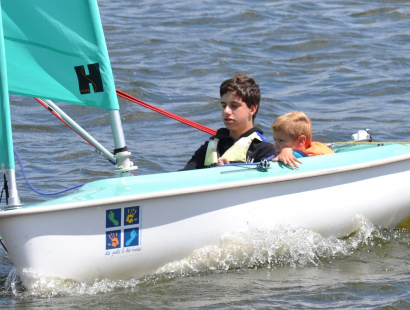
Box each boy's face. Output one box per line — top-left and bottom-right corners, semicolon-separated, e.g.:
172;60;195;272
273;130;300;153
221;91;256;139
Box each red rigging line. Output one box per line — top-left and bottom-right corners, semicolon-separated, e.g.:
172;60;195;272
36;92;216;136
31;92;216;178
116;89;217;136
34;91;216;151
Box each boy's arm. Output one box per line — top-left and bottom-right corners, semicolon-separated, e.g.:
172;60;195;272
271;148;302;170
253;142;277;161
180;142;208;170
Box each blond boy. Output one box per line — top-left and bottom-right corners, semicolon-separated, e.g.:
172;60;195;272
271;111;334;169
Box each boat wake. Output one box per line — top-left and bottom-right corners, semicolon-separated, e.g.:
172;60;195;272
156;214;380;273
2;215;401;298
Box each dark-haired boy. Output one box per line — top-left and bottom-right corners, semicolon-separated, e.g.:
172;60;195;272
182;73;276;170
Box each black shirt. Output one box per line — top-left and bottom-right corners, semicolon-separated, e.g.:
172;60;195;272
182;127;277;170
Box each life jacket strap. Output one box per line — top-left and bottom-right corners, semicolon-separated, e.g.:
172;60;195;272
204;138;219;166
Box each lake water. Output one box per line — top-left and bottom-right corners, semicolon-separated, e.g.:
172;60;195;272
2;0;410;308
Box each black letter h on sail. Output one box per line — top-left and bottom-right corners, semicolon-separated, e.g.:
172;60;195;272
74;63;104;94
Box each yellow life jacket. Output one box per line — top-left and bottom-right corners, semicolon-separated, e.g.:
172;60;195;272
204;132;263;166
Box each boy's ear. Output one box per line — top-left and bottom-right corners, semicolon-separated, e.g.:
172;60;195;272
249;104;257;115
298;135;307;146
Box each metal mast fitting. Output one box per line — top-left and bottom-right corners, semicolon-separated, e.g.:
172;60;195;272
108;110;138;176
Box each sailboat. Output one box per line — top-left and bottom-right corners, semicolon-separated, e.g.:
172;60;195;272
1;0;410;290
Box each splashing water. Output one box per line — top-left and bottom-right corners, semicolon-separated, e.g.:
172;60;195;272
1;215;401;298
156;215;380;274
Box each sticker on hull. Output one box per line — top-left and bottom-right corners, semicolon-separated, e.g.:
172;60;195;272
124;206;139;225
124;227;139;247
106;230;121;250
105;205;141;258
106;209;121;228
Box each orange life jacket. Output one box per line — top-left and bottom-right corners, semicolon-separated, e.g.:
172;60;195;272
304;141;334;156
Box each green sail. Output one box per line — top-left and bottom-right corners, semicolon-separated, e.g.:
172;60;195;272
1;0;119;110
0;1;13;169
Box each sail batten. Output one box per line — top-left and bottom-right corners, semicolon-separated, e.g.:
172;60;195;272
4;36;102;61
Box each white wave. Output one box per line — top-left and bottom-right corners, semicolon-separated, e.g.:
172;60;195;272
156;215;380;274
3;215;391;297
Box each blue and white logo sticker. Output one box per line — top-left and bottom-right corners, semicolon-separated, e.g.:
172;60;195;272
124;227;139;247
105;206;142;258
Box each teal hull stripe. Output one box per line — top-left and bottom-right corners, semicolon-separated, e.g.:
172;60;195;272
31;144;410;209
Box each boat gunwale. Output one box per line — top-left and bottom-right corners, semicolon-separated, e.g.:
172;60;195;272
1;150;410;219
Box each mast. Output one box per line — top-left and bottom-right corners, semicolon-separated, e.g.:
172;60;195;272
0;5;21;208
1;0;137;189
108;110;136;177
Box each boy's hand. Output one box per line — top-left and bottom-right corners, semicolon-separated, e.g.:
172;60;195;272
217;158;230;166
271;148;302;170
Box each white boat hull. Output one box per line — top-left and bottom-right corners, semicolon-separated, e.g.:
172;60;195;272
1;146;410;287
